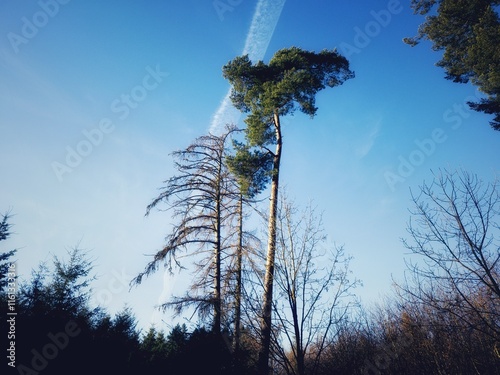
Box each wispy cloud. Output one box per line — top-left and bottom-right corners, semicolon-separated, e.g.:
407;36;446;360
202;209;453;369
209;0;287;134
354;118;381;159
242;0;287;60
210;90;241;135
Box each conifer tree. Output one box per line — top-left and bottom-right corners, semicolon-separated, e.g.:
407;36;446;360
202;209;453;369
223;46;354;374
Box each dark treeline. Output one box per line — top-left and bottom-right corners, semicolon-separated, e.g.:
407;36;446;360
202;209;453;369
0;244;241;375
1;245;499;374
2;168;499;375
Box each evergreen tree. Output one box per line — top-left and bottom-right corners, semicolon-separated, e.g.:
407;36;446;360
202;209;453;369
222;46;354;375
405;0;500;130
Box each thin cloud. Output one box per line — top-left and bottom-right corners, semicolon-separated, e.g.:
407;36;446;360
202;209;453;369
209;0;286;134
355;118;382;159
210;90;241;134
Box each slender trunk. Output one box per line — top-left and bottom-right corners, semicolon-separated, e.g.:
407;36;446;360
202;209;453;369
258;110;282;375
213;176;222;335
234;192;243;354
291;299;305;375
297;345;305;375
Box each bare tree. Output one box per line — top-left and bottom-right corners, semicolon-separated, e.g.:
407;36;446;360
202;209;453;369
132;126;238;334
270;195;361;375
398;169;500;339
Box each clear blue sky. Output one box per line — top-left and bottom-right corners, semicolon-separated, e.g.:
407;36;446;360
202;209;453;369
1;0;498;332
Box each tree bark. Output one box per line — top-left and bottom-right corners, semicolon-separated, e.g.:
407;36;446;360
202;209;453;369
213;166;222;335
234;192;243;353
258;110;282;375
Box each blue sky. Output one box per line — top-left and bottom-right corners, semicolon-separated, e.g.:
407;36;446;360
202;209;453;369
1;0;498;332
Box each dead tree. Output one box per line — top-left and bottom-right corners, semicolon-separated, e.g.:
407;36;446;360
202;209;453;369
133;126;238;334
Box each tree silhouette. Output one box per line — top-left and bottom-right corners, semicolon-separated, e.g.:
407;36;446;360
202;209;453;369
398;169;500;340
271;195;360;375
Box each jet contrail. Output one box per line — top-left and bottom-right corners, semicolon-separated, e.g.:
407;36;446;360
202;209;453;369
209;0;287;134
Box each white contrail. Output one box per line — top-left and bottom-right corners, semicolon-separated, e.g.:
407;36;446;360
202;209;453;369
209;0;287;134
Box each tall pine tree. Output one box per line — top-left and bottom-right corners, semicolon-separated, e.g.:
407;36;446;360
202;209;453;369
222;46;354;374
